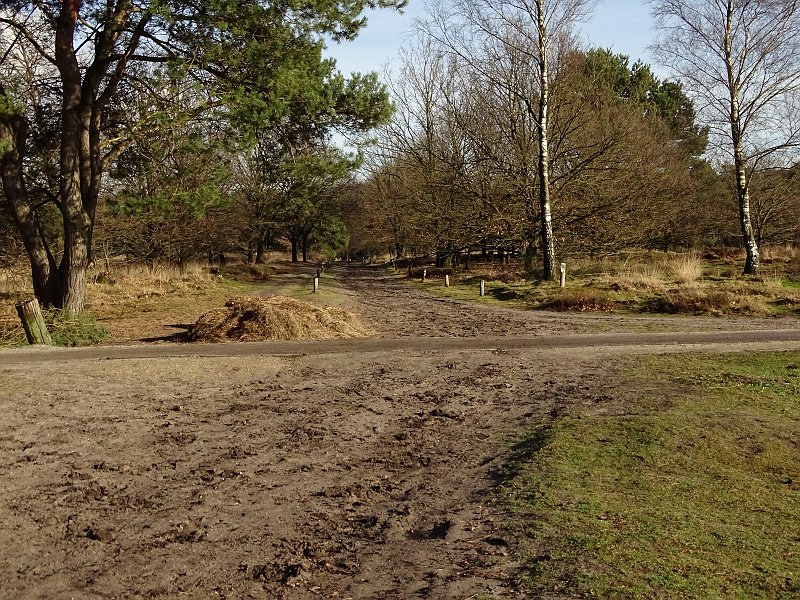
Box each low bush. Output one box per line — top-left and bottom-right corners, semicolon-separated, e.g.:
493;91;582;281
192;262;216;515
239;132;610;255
644;288;771;315
646;289;733;314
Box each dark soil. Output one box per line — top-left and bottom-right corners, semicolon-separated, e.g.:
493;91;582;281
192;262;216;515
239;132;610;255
0;264;798;599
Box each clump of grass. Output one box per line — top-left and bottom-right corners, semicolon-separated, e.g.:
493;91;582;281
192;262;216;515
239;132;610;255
604;266;667;293
0;314;25;347
671;253;704;285
44;310;108;346
647;288;734;314
541;288;615;311
505;351;800;599
649;288;775;315
219;263;275;282
760;244;799;261
88;260;226;304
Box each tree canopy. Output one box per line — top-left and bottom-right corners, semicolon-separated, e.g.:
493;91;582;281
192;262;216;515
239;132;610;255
0;0;403;310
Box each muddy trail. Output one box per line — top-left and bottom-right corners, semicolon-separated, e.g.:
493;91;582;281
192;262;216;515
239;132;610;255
333;264;799;338
0;264;799;599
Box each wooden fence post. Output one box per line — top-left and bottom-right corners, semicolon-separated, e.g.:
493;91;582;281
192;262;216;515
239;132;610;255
15;299;52;345
313;277;319;293
559;262;566;288
479;280;485;297
421;268;427;282
445;274;450;287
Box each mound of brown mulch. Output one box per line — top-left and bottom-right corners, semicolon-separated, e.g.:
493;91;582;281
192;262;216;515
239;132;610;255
187;296;370;342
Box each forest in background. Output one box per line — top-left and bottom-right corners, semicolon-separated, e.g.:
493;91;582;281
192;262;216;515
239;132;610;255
1;0;799;312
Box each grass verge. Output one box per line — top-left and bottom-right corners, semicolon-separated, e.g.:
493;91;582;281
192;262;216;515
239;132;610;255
504;351;800;599
396;250;800;316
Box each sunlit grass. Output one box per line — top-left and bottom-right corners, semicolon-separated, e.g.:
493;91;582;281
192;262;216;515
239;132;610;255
396;249;800;316
504;351;800;599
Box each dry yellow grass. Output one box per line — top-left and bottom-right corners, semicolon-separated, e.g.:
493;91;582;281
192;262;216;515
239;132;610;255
188;296;370;342
602;266;668;293
670;254;704;285
760;243;799;261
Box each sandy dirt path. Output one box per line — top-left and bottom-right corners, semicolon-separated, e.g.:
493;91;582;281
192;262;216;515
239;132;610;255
0;264;798;599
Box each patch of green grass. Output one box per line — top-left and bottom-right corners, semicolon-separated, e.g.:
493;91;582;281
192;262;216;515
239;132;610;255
505;351;800;599
1;308;109;347
270;271;351;307
45;310;108;346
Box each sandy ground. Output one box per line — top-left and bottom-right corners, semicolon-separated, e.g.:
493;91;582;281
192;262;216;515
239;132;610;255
1;264;799;599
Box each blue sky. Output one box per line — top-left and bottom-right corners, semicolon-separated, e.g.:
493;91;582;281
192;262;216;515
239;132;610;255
325;0;658;76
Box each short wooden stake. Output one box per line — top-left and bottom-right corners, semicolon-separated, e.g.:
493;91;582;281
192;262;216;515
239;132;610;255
421;268;427;282
479;280;485;296
313;276;319;293
559;262;566;288
15;298;52;345
445;274;450;287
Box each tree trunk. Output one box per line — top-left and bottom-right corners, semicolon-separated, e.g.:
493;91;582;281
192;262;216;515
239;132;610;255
256;239;265;264
59;147;92;313
15;299;52;345
0;106;62;306
302;233;308;262
734;153;759;275
56;2;91;313
291;236;299;262
523;236;537;272
724;1;759;275
536;0;556;281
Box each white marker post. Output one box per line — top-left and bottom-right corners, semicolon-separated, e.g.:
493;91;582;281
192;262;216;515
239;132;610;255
559;262;566;288
313;276;319;293
480;280;485;296
445;274;450;287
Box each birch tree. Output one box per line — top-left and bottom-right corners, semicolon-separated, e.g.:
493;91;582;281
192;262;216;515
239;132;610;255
651;0;800;275
423;0;595;279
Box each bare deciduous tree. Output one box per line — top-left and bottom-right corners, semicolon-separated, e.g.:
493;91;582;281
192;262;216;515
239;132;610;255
422;0;596;279
651;0;800;274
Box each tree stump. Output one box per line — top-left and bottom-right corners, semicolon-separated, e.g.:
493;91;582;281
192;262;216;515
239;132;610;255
15;299;52;345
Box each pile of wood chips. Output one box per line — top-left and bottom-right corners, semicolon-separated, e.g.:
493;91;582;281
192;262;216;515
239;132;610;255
187;296;370;342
